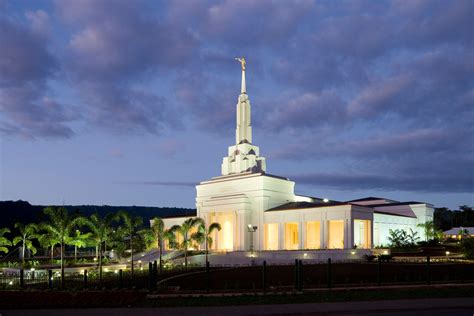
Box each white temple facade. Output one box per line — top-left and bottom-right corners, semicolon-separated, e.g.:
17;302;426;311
160;59;434;255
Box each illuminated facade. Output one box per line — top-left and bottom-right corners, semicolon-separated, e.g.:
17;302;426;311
160;61;434;253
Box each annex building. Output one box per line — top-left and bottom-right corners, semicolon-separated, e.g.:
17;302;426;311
161;59;434;256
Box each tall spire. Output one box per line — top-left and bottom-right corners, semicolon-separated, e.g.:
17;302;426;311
221;57;266;175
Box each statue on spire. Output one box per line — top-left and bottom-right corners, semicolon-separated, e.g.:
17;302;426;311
235;57;246;70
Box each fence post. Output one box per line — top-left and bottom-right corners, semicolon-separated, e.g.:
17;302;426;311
377;256;382;286
20;269;24;288
262;260;267;293
327;258;332;288
148;262;153;292
206;261;210;294
294;259;299;290
153;260;158;290
119;269;123;289
83;269;88;289
426;256;431;285
298;260;303;292
48;270;53;289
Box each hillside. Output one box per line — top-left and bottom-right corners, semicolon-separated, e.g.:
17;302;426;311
0;200;196;228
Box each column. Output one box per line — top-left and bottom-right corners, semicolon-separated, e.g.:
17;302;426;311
278;222;284;250
322;220;328;249
344;219;353;249
299;221;305;250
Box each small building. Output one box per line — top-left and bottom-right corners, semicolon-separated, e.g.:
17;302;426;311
443;227;474;239
158;60;434;255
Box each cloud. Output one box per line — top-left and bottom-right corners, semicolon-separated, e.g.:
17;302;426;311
125;180;196;187
0;12;77;138
57;0;197;134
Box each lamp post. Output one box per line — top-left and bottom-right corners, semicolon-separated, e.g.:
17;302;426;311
247;224;258;254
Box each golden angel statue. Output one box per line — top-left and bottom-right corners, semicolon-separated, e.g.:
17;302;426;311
235;57;246;70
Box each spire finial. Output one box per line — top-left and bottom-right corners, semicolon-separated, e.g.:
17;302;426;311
234;57;246;94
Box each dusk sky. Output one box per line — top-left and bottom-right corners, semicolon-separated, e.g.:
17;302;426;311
0;0;472;210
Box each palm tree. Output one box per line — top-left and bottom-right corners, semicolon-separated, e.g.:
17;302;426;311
68;229;92;263
12;223;39;265
40;207;84;288
80;213;118;284
169;218;204;269
192;220;221;266
417;221;436;241
142;217;174;273
0;228;11;254
118;211;143;277
38;231;60;264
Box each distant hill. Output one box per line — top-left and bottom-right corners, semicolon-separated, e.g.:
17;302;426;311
0;200;196;228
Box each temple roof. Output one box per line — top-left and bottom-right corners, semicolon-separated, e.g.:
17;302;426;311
265;201;349;212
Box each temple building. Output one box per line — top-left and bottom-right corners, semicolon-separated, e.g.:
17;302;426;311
161;59;434;255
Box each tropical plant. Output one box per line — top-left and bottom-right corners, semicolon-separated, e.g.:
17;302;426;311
40;207;84;288
38;231;60;264
192;220;221;265
458;228;469;240
68;229;92;263
461;237;474;259
169;217;204;269
388;228;419;249
0;228;11;254
118;211;143;277
12;223;39;265
80;213;118;283
141;217;174;273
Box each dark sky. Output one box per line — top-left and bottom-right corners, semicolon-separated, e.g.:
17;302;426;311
0;0;473;209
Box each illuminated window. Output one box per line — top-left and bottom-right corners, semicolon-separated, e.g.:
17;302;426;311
328;220;344;249
353;220;371;248
305;221;321;249
264;223;279;250
285;223;299;250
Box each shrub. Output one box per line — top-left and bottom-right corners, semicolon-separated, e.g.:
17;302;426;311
364;254;376;262
378;254;392;262
461;238;474;259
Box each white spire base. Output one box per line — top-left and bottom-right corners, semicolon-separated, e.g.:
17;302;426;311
241;70;246;94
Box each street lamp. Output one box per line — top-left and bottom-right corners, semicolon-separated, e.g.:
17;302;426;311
247;224;258;253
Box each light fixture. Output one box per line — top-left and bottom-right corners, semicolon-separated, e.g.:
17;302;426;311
93;257;97;261
383;250;388;255
351;251;356;255
323;198;329;203
303;253;308;257
446;251;450;256
114;270;118;274
8;281;13;285
30;268;35;271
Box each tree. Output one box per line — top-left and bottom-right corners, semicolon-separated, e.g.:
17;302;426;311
417;221;436;241
12;223;39;265
118;211;143;277
0;228;11;254
458;228;469;240
40;207;84;288
169;218;204;269
192;220;221;265
68;229;92;263
38;231;60;264
141;217;174;273
80;213;118;284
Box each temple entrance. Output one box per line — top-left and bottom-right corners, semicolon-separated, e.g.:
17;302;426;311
210;212;234;251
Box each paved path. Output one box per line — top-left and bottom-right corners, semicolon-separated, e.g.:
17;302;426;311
2;297;474;315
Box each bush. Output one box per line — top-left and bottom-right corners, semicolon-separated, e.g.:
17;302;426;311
418;239;441;247
378;254;392;262
461;238;474;259
364;254;377;262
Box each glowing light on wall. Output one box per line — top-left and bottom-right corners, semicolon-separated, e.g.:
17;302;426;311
305;221;321;249
264;223;279;250
285;222;299;250
328;220;344;249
